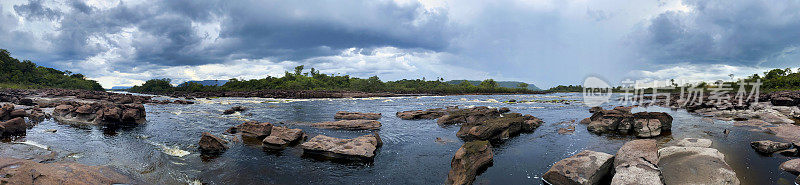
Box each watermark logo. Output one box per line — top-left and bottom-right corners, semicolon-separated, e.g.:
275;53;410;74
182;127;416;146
582;76;612;107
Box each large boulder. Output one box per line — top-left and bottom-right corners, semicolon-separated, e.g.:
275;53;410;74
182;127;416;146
584;107;672;138
437;106;503;125
300;133;382;161
455;113;543;142
750;140;792;154
198;132;228;154
611;139;663;185
334;111;381;120
52;102;146;126
223;106;247;115
228;121;273;138
767;124;800;142
262;126;305;150
658;146;740;185
446;140;494;185
311;120;381;130
0;117;26;136
542;150;614;185
0;157;132;185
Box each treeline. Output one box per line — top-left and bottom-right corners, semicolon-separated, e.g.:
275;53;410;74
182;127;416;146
0;49;104;91
129;66;537;94
546;68;800;93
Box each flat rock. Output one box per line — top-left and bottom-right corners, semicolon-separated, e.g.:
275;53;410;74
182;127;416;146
396;107;453;120
658;146;740;185
676;138;712;148
334;111;381;120
0;157;132;185
446;140;494;185
780;159;800;174
228;121;273;138
543;150;614;185
751;140;792;153
300;133;382;161
767;124;800;142
455;113;543;142
262;126;305;150
198;132;228;154
311;120;381;130
612;139;662;185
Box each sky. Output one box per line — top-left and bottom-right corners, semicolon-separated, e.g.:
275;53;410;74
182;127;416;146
0;0;798;89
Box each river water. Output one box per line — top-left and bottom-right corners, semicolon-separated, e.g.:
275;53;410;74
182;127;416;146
1;93;797;184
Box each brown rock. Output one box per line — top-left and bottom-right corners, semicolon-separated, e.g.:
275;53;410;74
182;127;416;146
543;150;614;185
9;109;27;118
198;132;228;153
445;140;494;185
751;140;792;153
334;111;382;120
262;126;305;150
396;107;455;120
0;157;131;185
456;113;543;142
0;117;26;136
300;133;382;161
311;120;381;130
229;121;273;138
781;159;800;174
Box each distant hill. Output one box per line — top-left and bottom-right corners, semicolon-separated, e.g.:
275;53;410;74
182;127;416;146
179;80;229;87
110;86;132;90
446;80;541;91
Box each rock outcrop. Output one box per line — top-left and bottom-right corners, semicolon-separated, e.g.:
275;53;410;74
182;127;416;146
227;121;273;138
611;139;663;185
676;138;712;148
455;113;543;142
658;145;739;184
262;126;306;150
334;111;381;120
445;140;494;185
542;150;614;185
311;120;381;130
0;157;132;185
582;106;672;138
198;132;229;154
52;102;146;126
437;106;505;125
395;107;457;120
751;140;792;154
300;133;382;161
0;117;26;136
780;159;800;174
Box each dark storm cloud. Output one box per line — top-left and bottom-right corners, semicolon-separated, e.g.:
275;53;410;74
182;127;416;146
634;0;800;66
13;0;62;20
7;0;451;68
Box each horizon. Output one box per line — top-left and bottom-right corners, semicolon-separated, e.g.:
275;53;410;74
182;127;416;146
1;0;798;89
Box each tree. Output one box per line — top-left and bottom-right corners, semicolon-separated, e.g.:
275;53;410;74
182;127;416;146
517;83;529;89
294;65;305;76
480;79;497;89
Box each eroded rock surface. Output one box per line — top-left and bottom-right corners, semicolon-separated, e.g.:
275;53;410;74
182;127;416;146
227;121;274;138
455;113;542;142
262;126;306;150
446;140;494;185
543;150;614;185
658;146;740;185
751;140;792;154
582;106;672;138
300;133;382;161
199;132;229;154
611;139;663;185
334;111;381;120
0;157;132;185
396;107;456;120
676;138;712;148
311;120;381;130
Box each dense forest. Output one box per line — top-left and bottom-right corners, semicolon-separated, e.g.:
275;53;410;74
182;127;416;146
546;68;800;93
0;49;104;91
129;66;538;94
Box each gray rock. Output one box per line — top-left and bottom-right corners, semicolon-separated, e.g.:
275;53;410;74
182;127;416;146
300;133;382;161
446;140;494;185
611;139;663;185
751;140;792;153
676;138;712;148
543;150;614;185
658;146;740;185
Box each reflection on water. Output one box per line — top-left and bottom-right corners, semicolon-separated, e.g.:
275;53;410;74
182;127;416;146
0;93;796;184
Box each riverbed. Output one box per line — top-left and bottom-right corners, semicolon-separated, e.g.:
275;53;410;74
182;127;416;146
1;93;796;184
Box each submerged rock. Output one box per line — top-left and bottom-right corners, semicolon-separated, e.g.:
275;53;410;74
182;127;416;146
311;120;381;130
223;106;247;115
198;132;229;154
542;150;614;185
612;139;663;185
658;146;739;185
455;113;543;142
334;111;382;120
676;138;712;148
300;133;382;161
0;157;132;184
751;140;792;154
445;140;494;185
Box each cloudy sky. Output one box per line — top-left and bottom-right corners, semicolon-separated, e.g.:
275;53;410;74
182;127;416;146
1;0;798;88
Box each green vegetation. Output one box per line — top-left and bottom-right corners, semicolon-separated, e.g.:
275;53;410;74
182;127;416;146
0;49;103;91
547;68;800;93
445;80;540;90
129;65;539;94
